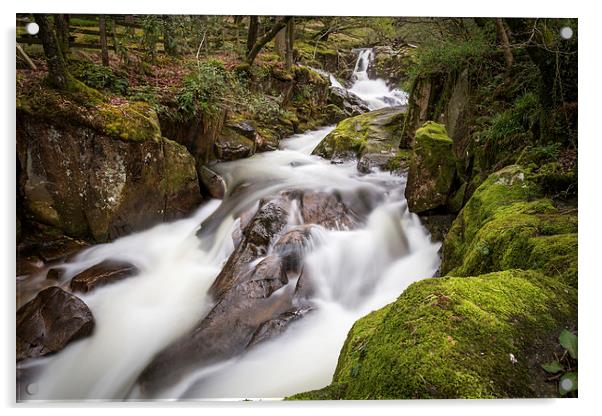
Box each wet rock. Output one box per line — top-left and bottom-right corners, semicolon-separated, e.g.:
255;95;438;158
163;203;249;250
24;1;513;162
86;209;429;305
327;86;371;118
312;107;407;173
273;225;314;274
247;308;312;348
16;286;94;361
419;214;456;244
210;196;290;298
198;165;226;199
405;122;457;213
70;260;139;293
215;127;255;161
228;120;256;140
137;255;299;396
301;191;356;230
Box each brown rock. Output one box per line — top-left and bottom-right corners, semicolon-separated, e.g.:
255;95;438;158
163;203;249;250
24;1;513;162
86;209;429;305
300;191;356;230
70;260;139;293
16;114;202;243
198;165;226;199
273;225;314;274
17;286;94;361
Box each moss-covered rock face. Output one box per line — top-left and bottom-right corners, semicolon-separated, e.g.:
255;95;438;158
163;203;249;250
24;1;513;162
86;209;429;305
405;122;456;213
288;270;576;400
17;87;202;242
312;107;407;173
441;165;577;287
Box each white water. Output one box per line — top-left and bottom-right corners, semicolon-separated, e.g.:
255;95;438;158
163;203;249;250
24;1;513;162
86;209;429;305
349;48;409;110
20;50;439;401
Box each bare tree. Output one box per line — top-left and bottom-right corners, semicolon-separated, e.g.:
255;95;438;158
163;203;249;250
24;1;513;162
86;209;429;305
495;18;513;69
285;17;294;70
246;16;292;66
99;15;109;66
34;14;70;89
54;14;70;55
246;16;259;55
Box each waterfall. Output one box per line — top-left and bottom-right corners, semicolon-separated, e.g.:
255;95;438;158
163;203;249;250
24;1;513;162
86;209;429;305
348;48;409;110
19;50;439;402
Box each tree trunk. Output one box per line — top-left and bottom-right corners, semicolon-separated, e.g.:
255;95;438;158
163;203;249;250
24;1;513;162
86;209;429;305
246;16;291;66
34;14;70;89
274;19;286;60
99;15;109;66
285;17;294;70
246;16;259;55
495;18;513;69
162;15;177;56
54;14;70;55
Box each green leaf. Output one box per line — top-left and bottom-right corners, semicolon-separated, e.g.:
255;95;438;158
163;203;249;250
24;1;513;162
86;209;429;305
559;329;578;359
559;372;578;395
541;361;564;373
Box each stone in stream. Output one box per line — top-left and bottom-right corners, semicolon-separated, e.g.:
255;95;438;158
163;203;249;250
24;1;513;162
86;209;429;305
16;286;94;361
136;189;358;397
273;225;315;274
70;260;139;293
300;191;356;230
198;165;226;199
312;107;409;173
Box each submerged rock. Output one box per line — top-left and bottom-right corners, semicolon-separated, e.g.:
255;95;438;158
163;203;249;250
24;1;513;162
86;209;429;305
405;121;456;213
70;260;139;293
312;107;407;172
288;269;577;399
17;286;94;361
137;189;359;396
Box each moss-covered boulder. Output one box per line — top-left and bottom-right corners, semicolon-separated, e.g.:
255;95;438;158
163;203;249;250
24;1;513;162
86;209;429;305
441;165;577;287
288;269;576;400
405;122;457;213
312;107;407;173
17;83;202;242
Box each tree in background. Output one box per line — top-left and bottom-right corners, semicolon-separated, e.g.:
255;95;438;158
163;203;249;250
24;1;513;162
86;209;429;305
99;15;109;66
246;16;292;66
33;14;70;89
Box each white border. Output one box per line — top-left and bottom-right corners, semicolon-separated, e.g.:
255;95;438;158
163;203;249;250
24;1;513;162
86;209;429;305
2;1;599;415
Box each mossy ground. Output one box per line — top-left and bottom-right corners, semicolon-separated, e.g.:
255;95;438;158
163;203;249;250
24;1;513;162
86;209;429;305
288;270;576;400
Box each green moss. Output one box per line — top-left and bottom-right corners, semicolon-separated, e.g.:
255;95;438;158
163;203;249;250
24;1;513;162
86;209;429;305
313;108;405;160
98;101;161;142
288;270;576;400
442;166;577;287
442;165;541;273
17;77;160;142
405;121;456;212
161;138;198;192
384;149;412;172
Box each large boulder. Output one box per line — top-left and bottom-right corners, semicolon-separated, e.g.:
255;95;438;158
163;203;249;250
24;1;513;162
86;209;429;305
405;122;457;213
17;110;201;242
137;189;358;396
441;165;577;287
17;286;94;361
312;107;409;173
288;269;577;399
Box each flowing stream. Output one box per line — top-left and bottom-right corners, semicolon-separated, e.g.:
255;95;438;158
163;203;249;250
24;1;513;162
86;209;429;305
20;49;440;401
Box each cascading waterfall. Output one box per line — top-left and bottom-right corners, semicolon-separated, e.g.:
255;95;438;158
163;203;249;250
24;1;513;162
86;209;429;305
19;50;440;401
348;48;409;109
